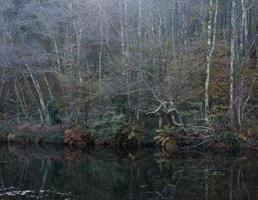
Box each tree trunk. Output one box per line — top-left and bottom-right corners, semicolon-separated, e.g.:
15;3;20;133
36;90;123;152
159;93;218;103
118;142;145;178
204;0;218;121
53;40;61;72
230;0;236;126
43;75;54;100
237;0;254;127
14;78;28;119
0;67;6;99
98;3;103;94
120;0;130;110
26;65;49;123
136;0;143;120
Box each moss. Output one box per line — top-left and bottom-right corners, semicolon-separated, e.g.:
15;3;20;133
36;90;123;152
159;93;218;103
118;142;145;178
6;131;64;145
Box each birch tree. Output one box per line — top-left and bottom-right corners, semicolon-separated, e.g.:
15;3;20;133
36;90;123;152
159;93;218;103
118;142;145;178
26;65;49;123
204;0;218;122
98;2;103;94
230;0;236;126
236;0;255;127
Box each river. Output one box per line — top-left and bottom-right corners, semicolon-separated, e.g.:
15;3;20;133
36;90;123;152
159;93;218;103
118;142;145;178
0;145;257;199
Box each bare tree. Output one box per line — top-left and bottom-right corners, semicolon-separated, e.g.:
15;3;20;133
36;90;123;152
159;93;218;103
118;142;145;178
230;0;236;126
204;0;218;122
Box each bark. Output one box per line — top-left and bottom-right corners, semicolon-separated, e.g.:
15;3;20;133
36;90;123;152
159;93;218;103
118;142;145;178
169;3;176;61
0;67;6;99
120;0;130;109
26;65;49;123
256;43;258;68
136;0;143;120
73;19;82;83
158;2;162;43
204;0;218;121
53;40;61;72
124;0;130;110
237;0;247;127
119;1;126;75
230;0;236;126
43;75;54;99
103;9;110;48
237;0;254;126
14;78;28;119
138;0;142;48
98;3;103;93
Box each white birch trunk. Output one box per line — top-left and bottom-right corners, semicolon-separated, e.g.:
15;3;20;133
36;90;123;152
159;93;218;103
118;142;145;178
14;79;28;119
138;0;142;65
124;0;130;109
171;4;176;62
98;3;103;93
119;1;126;75
73;20;82;84
120;0;130;109
26;65;49;123
136;0;143;120
53;40;61;72
237;0;253;126
158;3;162;43
238;0;247;127
44;75;54;99
230;0;236;126
204;0;218;121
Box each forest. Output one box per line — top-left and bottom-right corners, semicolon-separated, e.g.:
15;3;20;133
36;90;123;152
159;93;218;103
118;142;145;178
0;0;258;150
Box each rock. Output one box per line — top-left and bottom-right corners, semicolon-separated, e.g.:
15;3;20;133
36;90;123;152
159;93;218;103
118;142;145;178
7;134;16;141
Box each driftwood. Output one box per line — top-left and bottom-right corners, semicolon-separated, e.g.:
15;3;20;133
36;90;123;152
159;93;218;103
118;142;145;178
148;100;214;150
146;100;183;127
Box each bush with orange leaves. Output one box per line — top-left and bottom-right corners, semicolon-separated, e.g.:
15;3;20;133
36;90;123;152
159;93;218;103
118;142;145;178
64;127;94;148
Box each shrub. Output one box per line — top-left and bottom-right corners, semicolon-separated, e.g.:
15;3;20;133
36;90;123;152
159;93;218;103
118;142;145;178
91;113;144;146
47;98;62;125
224;132;243;150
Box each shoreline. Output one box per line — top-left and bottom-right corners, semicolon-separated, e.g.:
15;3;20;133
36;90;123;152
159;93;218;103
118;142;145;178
0;121;257;152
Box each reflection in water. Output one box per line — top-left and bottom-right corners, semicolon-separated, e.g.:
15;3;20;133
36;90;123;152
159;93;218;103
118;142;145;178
0;145;257;199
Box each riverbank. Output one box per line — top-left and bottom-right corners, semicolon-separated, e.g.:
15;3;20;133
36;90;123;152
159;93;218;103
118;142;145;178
0;122;151;148
1;121;258;152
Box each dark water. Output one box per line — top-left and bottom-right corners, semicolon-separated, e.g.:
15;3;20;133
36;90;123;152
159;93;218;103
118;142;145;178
0;145;258;200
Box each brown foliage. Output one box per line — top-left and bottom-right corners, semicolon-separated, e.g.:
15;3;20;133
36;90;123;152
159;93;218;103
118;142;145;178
115;125;144;146
64;127;93;147
240;129;253;142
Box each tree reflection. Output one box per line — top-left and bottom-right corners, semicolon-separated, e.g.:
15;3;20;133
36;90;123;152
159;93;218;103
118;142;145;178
0;146;257;199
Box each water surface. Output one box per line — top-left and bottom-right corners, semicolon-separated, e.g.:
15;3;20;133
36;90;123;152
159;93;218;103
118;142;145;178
0;145;257;200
